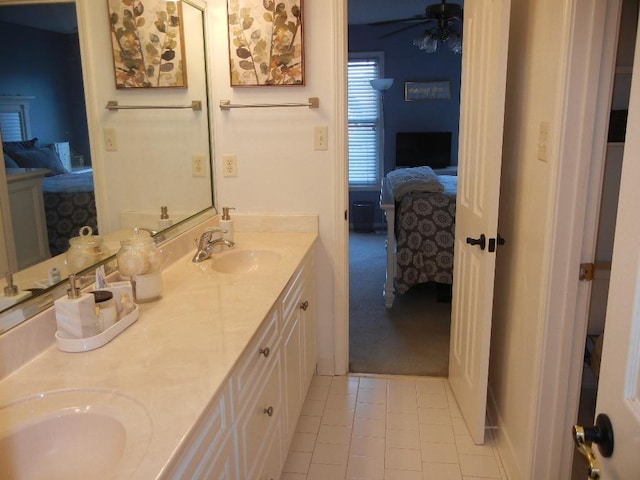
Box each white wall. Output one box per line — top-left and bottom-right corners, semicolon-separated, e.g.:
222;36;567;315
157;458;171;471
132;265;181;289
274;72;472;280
207;0;343;374
488;0;576;477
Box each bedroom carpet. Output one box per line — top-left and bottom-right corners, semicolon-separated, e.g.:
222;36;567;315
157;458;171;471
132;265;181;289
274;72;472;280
349;231;452;377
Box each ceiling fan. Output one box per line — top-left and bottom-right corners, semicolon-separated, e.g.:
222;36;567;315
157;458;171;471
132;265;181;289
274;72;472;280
368;0;463;54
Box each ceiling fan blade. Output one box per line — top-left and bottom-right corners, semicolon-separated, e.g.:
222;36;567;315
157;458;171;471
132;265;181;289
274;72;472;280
368;15;428;26
379;21;432;39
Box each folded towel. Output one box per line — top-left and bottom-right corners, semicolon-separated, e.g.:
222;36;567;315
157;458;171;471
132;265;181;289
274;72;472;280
386;166;444;200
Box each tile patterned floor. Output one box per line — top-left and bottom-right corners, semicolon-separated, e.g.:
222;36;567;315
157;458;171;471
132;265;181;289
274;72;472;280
281;375;508;480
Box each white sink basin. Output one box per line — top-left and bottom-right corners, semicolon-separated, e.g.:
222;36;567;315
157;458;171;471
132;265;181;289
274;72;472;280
0;389;152;480
211;249;282;274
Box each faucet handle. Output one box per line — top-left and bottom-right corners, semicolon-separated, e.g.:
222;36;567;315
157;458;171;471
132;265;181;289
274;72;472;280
197;227;223;249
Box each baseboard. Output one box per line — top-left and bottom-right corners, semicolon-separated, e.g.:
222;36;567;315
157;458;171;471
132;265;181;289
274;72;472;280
487;384;522;480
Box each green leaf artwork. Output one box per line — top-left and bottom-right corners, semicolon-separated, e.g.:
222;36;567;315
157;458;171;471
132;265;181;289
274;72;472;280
108;0;187;88
227;0;304;86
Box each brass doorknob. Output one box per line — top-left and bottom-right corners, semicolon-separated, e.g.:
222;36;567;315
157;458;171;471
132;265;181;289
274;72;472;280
573;414;614;480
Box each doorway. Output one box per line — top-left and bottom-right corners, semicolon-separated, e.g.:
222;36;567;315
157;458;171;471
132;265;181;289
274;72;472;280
347;0;462;376
571;0;637;477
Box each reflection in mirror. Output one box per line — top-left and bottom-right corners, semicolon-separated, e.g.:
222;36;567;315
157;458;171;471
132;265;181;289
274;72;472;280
0;0;214;333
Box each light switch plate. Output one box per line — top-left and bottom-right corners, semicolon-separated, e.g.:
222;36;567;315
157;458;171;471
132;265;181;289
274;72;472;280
537;121;550;162
314;126;328;151
104;128;117;151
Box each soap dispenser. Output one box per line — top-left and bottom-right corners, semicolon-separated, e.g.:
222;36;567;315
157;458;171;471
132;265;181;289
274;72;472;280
220;207;235;242
54;274;98;339
158;205;173;229
0;272;32;310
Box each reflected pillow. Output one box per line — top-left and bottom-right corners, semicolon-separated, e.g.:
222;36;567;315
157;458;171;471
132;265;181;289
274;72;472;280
2;138;38;154
4;154;19;169
9;146;67;176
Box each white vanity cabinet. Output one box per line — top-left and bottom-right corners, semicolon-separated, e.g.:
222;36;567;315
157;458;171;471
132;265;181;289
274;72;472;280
163;252;316;480
282;254;316;440
231;306;282;478
237;251;316;479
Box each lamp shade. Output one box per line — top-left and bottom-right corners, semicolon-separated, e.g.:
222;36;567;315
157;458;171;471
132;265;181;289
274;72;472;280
370;78;394;92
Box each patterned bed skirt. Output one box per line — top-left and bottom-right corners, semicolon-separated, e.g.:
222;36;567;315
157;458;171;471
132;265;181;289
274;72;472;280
44;191;98;257
395;189;456;294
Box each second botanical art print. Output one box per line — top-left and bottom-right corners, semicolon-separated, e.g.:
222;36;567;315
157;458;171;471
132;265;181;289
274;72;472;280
227;0;304;86
107;0;188;88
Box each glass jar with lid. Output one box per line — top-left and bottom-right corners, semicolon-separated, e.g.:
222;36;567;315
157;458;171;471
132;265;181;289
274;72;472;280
116;228;163;302
67;225;107;274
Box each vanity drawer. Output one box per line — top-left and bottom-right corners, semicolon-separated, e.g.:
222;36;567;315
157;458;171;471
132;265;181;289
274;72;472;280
233;307;279;408
236;349;283;479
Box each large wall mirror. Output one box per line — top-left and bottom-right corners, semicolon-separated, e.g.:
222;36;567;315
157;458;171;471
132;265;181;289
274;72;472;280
0;0;215;332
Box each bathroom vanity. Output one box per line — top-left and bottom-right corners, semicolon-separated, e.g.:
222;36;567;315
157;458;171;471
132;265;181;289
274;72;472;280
0;214;318;479
162;246;316;479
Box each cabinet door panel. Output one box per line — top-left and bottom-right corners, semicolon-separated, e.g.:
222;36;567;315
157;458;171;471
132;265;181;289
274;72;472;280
237;350;283;479
283;310;303;438
234;308;279;407
302;266;316;384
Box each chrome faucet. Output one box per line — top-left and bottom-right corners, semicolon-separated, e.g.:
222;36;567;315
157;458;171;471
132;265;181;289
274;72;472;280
192;227;234;263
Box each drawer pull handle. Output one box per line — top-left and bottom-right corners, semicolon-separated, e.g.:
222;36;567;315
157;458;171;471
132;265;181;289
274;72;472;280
259;347;270;358
300;300;309;311
263;406;274;417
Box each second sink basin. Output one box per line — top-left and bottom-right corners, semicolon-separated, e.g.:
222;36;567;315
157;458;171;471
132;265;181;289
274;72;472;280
0;389;152;480
211;249;282;274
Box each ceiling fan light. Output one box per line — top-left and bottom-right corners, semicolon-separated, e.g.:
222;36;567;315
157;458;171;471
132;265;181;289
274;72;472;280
415;35;439;53
448;36;462;54
413;36;427;50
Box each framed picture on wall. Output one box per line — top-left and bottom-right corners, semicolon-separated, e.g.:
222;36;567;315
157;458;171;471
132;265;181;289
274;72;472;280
405;81;451;101
227;0;304;86
107;0;188;89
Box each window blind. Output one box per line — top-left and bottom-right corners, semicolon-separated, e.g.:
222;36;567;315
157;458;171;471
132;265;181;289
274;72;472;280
348;58;381;187
0;111;24;142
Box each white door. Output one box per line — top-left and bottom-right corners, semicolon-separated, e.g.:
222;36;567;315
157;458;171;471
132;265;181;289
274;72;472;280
448;0;511;444
591;23;640;476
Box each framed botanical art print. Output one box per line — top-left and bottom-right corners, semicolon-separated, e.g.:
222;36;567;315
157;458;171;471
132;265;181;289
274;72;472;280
227;0;304;86
108;0;188;88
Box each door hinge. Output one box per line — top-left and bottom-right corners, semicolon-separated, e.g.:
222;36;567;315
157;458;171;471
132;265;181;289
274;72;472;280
579;263;595;281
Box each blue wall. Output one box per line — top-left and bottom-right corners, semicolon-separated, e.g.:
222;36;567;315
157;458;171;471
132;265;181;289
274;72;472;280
349;22;462;226
0;21;91;163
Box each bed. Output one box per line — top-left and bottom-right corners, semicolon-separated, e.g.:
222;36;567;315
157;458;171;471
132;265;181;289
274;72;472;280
380;132;458;308
42;169;96;256
3;139;96;257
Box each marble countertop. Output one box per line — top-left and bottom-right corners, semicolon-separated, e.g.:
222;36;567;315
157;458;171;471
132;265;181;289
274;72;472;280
0;225;317;478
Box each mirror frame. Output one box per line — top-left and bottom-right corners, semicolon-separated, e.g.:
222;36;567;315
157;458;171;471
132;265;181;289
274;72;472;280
0;0;216;333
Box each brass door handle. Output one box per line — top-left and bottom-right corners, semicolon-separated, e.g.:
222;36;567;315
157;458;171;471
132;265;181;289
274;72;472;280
573;414;615;480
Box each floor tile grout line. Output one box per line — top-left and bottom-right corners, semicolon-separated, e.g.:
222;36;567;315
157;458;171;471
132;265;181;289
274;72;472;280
304;377;331;479
296;375;508;480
